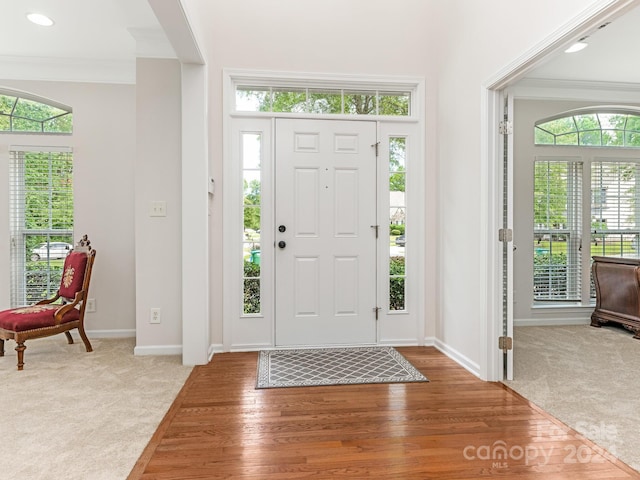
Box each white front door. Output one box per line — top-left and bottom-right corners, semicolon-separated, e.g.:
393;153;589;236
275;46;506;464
275;118;377;346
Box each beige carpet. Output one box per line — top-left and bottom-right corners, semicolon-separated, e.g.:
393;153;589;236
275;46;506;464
505;324;640;473
0;336;192;480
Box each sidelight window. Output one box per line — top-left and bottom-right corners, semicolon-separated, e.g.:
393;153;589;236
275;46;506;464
242;133;262;314
389;137;407;311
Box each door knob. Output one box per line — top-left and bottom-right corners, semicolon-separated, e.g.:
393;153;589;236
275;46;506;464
278;241;286;249
278;225;286;233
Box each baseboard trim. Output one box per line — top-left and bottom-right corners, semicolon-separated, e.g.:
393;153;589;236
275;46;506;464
134;345;183;356
209;343;224;361
433;338;481;378
86;329;136;338
514;318;590;327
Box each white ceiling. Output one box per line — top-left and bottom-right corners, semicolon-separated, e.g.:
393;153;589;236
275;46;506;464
1;1;639;85
0;0;173;83
522;4;640;85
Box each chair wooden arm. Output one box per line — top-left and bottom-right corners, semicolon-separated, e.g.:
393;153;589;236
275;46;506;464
53;291;85;326
37;293;61;305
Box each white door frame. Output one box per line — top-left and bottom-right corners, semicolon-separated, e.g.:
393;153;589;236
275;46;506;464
221;70;426;352
481;0;640;381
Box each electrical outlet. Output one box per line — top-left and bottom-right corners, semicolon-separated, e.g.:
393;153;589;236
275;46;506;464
150;307;161;324
86;298;96;312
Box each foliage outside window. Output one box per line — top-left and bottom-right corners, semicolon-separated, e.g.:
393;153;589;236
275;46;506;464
535;110;640;147
533;159;582;301
236;86;410;116
389;137;407;310
0;90;72;133
242;133;262;314
10;150;74;306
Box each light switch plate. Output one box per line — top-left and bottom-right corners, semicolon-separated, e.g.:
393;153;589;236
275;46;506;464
149;201;167;217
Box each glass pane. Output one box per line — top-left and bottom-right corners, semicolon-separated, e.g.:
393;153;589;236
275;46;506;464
43;113;73;133
574;114;599;131
244;257;260;277
389;137;406;172
555;133;578;145
579;130;601;146
12;117;42;132
25;233;73;303
379;92;409;116
602;130;623;146
243;174;261;202
625;131;640;147
625;115;640;133
242;133;261;169
272;88;306;113
243;278;261;314
14;97;66;122
0;114;9;131
534;128;555;145
536;117;576;135
308;89;341;114
243;206;260;233
598;113;625;130
344;91;376;115
389;255;405;276
236;87;270;112
389;277;405;310
0;95;17;115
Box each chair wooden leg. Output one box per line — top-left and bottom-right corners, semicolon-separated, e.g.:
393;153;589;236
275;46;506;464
0;339;4;357
15;342;25;371
78;327;93;353
65;332;74;344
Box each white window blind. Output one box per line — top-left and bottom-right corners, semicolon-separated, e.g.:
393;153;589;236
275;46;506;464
533;158;582;301
591;160;640;259
9;148;74;307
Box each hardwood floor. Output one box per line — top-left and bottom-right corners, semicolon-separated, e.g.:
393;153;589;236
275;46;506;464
128;347;640;479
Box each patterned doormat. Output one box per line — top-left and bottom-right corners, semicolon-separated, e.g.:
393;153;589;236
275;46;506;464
256;346;429;388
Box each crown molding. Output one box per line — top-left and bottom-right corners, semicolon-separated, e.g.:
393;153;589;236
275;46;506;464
511;77;640;103
0;55;136;84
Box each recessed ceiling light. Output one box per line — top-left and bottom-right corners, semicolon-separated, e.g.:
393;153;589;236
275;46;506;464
564;41;588;54
26;13;54;27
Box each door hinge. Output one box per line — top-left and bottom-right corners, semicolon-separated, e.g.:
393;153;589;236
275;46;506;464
498;228;513;242
498;336;513;352
499;120;513;135
371;141;380;157
373;306;381;320
370;225;379;238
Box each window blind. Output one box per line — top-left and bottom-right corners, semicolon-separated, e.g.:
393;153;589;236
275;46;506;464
9;149;74;307
591;160;640;254
533;159;582;301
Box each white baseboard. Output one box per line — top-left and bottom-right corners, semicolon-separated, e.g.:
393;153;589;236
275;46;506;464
514;318;590;327
86;329;136;338
433;338;481;378
208;343;223;361
133;345;182;356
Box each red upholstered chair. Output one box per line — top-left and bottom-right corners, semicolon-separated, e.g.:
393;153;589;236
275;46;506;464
0;235;96;370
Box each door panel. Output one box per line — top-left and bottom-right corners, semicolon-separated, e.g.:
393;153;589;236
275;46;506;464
275;118;377;346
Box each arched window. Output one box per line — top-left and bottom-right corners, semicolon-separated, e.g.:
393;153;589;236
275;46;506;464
532;106;640;305
0;88;72;133
535;107;640;147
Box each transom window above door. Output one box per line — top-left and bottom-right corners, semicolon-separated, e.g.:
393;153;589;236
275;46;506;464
227;70;421;119
236;86;410;116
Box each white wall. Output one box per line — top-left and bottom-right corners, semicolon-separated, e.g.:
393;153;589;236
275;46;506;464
0;79;136;334
183;0;440;347
427;0;607;374
134;58;183;353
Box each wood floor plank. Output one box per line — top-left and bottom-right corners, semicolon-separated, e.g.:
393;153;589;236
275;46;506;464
128;347;640;479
